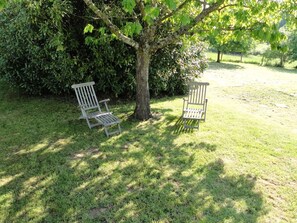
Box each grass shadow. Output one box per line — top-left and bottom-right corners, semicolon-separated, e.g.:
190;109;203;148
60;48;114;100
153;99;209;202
265;66;297;75
173;117;209;134
207;61;245;71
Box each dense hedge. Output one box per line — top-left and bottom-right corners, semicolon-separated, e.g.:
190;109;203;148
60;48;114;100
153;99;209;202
0;0;207;97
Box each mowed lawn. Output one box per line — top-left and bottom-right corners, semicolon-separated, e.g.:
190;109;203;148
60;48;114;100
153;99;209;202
0;63;297;222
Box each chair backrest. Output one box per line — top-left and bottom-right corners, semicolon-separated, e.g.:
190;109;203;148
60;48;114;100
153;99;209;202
71;82;101;112
187;82;209;105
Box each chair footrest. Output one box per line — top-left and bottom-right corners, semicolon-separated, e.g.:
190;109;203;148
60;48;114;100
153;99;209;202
94;113;121;126
183;109;204;120
107;130;121;136
89;122;102;128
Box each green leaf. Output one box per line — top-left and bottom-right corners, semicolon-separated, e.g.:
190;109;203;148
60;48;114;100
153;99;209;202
165;0;177;10
122;0;136;14
85;36;96;45
99;27;106;35
134;22;143;35
123;22;133;37
180;14;191;26
123;22;143;37
84;24;94;34
144;6;160;25
56;45;64;51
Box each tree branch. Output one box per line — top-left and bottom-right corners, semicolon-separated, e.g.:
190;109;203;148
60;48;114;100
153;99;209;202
83;0;139;49
135;0;146;18
158;0;192;24
151;1;223;52
201;0;207;10
191;26;255;35
218;4;249;11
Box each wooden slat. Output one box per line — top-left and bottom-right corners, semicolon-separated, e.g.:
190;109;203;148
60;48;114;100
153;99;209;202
200;85;204;104
188;82;209;105
71;81;95;88
74;84;98;110
85;85;92;106
75;88;82;106
80;87;88;108
199;85;202;104
183;108;204;120
95;113;120;126
83;86;91;108
88;85;95;107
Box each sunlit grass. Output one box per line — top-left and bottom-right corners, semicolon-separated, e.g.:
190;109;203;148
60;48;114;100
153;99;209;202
0;69;297;222
206;51;297;69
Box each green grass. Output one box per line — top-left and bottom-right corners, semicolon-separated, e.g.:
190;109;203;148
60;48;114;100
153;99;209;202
1;70;297;222
207;52;297;69
207;52;263;64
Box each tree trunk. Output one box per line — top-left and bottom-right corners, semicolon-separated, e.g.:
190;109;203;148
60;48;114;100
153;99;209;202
280;54;285;67
240;53;243;62
133;46;152;120
217;50;221;63
261;55;265;66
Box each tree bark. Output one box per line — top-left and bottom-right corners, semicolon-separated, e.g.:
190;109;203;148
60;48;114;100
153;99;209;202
280;54;285;67
134;46;152;120
217;50;221;63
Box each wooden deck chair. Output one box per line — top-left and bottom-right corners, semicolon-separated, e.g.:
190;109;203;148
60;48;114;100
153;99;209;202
182;82;209;129
71;82;121;137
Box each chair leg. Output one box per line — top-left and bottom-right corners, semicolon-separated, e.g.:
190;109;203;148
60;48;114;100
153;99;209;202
103;124;121;137
104;126;109;137
118;124;122;133
86;118;92;129
203;112;207;121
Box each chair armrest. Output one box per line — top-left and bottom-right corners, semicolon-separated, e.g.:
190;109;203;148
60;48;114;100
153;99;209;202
99;99;110;112
94;112;112;118
183;98;188;101
99;99;110;103
78;104;87;109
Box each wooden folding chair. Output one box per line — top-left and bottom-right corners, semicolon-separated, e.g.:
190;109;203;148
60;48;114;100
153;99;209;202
182;82;209;129
71;82;121;137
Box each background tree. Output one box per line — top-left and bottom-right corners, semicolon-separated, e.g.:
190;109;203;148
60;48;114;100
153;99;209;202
287;31;297;65
83;0;286;120
207;31;253;63
261;45;288;67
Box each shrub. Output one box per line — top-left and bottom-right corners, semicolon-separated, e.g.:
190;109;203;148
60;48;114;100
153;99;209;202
0;0;207;97
0;0;77;95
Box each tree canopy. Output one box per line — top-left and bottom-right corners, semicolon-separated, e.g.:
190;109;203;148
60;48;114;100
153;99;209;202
83;0;291;120
0;0;201;96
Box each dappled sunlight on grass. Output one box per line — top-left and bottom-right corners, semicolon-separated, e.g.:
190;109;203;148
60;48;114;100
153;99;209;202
0;174;23;188
1;73;297;222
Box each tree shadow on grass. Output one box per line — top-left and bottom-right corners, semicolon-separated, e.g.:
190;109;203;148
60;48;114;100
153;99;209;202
207;61;245;71
265;66;297;75
0;98;264;222
173;116;209;134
